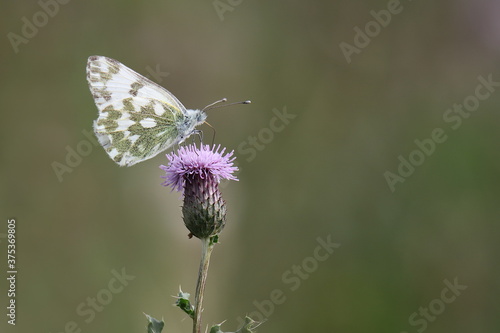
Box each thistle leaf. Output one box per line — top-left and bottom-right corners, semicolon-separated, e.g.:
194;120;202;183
209;316;260;333
144;313;164;333
174;290;195;319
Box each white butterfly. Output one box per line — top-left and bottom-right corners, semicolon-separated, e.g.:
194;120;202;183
86;56;249;166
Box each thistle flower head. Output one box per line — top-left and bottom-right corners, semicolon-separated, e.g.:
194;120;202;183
160;144;238;239
160;144;238;191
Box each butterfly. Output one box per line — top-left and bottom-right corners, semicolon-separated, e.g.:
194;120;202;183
86;55;249;167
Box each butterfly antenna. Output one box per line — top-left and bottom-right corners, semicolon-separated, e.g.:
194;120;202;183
202;98;227;111
202;98;251;112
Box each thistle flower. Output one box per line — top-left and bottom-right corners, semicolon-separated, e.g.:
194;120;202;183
160;144;238;239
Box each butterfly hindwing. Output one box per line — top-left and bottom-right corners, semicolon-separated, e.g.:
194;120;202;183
86;56;186;166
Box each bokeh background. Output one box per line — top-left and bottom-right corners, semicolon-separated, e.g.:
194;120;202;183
1;1;500;332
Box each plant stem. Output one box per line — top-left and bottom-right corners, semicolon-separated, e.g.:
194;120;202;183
193;237;214;333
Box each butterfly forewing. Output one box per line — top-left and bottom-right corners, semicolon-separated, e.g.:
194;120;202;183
86;56;186;166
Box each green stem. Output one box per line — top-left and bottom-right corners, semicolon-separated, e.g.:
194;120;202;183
193;237;214;333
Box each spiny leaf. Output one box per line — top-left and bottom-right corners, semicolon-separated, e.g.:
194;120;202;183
144;313;164;333
209;316;260;333
235;316;260;333
174;290;195;319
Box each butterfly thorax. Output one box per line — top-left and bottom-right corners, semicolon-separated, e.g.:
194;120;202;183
176;109;207;143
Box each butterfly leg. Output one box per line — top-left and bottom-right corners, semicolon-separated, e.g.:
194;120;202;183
192;130;204;144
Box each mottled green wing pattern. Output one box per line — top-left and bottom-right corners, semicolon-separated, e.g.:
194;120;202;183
86;56;187;166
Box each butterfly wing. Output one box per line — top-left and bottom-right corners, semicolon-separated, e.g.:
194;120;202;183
87;55;187;166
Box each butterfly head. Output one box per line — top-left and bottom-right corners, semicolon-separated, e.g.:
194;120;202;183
177;109;207;143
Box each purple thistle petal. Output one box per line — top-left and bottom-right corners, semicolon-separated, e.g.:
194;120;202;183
160;144;238;192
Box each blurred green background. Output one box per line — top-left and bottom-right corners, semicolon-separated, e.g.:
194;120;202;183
1;1;500;332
